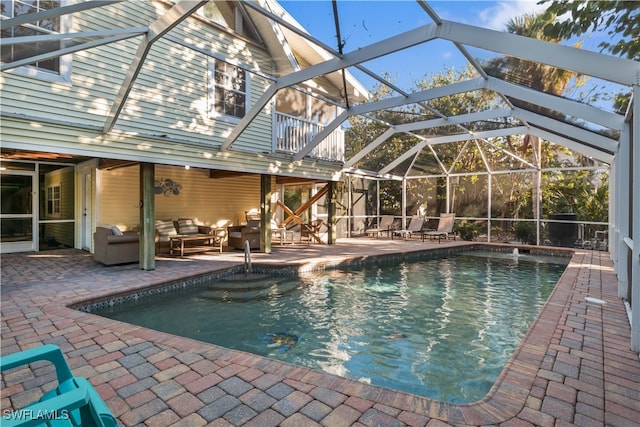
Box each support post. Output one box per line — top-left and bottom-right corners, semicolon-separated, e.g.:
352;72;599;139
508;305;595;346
487;173;492;242
376;179;381;224
631;87;639;352
260;174;272;254
536;168;542;246
402;178;407;229
617;124;630;300
348;176;352;238
327;181;336;244
139;163;155;270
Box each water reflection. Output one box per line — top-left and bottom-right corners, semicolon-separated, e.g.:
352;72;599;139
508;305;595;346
98;252;567;403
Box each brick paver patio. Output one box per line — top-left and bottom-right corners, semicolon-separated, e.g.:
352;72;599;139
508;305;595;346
1;239;638;426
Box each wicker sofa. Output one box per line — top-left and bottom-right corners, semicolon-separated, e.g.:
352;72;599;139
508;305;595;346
93;226;139;265
155;219;214;254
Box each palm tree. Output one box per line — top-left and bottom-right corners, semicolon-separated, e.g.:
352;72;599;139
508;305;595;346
483;13;579;232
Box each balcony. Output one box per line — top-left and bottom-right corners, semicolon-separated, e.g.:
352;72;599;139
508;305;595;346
275;113;345;162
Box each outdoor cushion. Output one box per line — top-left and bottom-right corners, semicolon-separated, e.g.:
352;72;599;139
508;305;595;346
245;219;260;231
177;219;199;235
155;220;178;242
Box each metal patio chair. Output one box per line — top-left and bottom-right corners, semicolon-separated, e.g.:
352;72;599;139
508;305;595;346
1;344;117;427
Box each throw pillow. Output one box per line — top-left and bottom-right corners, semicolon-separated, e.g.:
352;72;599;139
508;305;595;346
111;225;124;236
155;220;177;240
178;219;199;235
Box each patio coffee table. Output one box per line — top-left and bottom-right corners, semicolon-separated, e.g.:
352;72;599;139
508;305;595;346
169;234;215;257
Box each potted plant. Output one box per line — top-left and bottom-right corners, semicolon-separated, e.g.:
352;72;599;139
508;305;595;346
455;221;481;241
514;221;537;245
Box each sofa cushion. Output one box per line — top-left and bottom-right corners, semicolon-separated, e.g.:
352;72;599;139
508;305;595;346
106;233;139;244
155;220;177;242
177;219;199;235
111;225;124;236
245;220;260;231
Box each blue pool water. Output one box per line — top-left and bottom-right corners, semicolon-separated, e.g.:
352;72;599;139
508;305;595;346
95;251;567;403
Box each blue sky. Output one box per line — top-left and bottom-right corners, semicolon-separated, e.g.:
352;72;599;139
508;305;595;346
278;1;616;97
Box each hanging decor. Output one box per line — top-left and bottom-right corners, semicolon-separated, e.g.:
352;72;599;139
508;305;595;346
154;179;182;196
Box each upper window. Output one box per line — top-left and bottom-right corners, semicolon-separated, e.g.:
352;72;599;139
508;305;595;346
208;59;247;119
46;184;61;217
1;0;70;81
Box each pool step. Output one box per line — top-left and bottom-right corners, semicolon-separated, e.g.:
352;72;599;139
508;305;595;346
199;274;299;301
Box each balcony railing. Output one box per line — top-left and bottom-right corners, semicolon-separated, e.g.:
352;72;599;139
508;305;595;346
275;112;344;162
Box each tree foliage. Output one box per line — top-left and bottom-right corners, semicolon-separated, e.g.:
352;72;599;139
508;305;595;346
540;0;639;60
344;8;611;236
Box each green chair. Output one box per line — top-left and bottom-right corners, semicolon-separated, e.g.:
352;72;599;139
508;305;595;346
1;344;117;427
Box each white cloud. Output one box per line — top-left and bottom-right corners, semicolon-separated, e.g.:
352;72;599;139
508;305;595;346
478;1;548;31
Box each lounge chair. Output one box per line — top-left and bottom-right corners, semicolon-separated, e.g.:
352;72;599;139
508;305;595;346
0;344;117;427
365;215;395;238
422;213;456;243
392;216;424;240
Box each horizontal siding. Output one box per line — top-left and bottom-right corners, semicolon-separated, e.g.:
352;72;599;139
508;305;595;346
1;1;274;151
100;164;261;230
42;167;75;220
1;118;342;181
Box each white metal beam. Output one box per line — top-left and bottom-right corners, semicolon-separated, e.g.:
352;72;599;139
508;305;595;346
221;85;279;150
345;108;513;168
293;78;487;160
1;0;121;29
103;0;207;133
379;126;527;175
261;4;301;72
631;89;640;353
437;20;639;86
527;127;614;163
0;32;144;72
478;136;537;170
222;23;441;151
615;123;631;299
513;108;618;154
446;139;472;175
395;107;513;133
247;0;406;98
0;28;147;46
276;23;439;90
487;77;625;131
344;128;395;168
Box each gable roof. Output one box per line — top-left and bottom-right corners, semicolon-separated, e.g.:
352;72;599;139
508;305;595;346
245;0;369;104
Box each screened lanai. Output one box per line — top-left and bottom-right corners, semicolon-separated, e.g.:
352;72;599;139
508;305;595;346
228;1;639;351
1;1;638;350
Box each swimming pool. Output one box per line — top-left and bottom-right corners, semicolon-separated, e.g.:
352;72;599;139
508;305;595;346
93;250;568;403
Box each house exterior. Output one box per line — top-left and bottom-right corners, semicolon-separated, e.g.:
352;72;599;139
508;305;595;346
0;0;368;258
